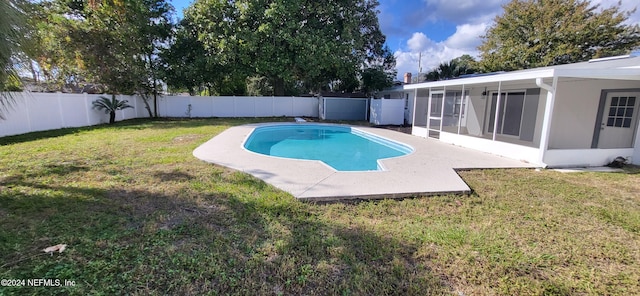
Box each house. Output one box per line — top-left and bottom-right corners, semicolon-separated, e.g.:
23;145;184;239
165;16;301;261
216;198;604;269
379;55;640;167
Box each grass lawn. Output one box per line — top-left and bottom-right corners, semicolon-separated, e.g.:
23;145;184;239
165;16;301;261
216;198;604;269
1;118;639;295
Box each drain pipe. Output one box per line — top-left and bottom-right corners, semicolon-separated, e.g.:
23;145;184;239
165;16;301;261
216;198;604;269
536;77;557;168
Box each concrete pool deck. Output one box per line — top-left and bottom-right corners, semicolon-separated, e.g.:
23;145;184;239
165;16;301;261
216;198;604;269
193;123;537;201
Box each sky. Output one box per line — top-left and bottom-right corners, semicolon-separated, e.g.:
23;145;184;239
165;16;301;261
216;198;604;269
170;0;640;81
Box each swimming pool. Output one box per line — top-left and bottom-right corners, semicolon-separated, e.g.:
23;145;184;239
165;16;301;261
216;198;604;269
243;124;413;171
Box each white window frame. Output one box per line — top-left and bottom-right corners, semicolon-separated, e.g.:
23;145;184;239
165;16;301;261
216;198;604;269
486;89;528;138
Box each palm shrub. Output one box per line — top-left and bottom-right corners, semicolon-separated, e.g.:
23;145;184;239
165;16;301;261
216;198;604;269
92;95;134;124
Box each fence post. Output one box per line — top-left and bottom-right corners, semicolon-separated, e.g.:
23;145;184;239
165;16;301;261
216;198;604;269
25;93;33;133
57;92;65;128
365;98;369;121
84;93;91;126
214;96;216;117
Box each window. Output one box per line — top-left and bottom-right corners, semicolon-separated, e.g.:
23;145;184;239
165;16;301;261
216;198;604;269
488;91;526;137
452;91;466;117
454;97;464;116
444;91;464;117
607;96;636;128
430;93;443;117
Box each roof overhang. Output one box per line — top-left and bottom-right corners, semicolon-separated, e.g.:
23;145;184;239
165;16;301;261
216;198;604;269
399;68;640;90
554;68;640;81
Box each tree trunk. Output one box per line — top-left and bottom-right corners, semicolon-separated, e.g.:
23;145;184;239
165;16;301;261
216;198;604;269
153;90;158;118
29;61;39;83
149;53;159;118
272;77;285;96
140;94;154;118
109;111;116;124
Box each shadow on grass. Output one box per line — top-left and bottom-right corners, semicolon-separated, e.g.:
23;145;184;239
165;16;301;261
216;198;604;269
0;117;301;146
0;176;451;295
0;125;93;146
0;118;151;146
42;163;90;176
111;117;297;131
152;171;194;182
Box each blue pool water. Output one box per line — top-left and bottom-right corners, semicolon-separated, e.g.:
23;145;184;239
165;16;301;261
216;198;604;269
243;124;413;171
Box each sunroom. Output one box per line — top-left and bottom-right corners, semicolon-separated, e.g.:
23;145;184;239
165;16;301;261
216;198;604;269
397;56;640;167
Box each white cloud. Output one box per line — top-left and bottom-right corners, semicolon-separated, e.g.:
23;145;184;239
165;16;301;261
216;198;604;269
394;44;475;80
406;32;436;52
389;0;640;80
590;0;640;24
394;24;486;80
444;23;488;51
385;0;505;80
378;0;505;41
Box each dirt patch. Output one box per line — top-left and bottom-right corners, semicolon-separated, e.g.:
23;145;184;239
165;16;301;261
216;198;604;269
153;170;193;182
172;134;202;144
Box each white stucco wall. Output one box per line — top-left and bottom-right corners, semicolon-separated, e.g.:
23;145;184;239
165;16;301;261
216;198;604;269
464;88;486;136
544;148;635;167
549;79;640;149
533;91;547;148
439;131;542;165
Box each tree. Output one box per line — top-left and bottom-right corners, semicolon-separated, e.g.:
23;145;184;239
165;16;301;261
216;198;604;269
161;16;246;96
132;0;175;116
246;76;273;96
0;0;29;119
361;45;396;95
28;0;173;116
425;55;477;81
183;0;392;96
92;95;133;124
24;1;84;92
478;0;640;72
161;19;211;95
451;55;477;73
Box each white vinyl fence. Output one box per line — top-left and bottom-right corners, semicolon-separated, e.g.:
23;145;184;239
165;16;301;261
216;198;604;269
0;92;320;138
369;98;404;125
158;95;318;118
0;92;145;138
